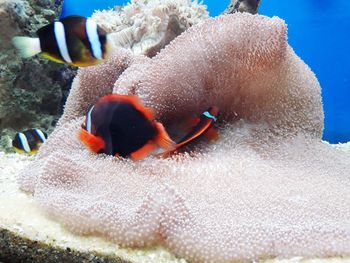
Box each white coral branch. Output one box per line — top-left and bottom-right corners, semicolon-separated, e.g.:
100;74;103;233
92;0;209;56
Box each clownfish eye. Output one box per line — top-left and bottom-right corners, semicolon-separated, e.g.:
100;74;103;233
81;121;87;130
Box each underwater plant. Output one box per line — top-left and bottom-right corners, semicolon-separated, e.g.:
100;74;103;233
17;12;350;263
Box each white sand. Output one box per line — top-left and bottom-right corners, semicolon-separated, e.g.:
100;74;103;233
0;142;349;263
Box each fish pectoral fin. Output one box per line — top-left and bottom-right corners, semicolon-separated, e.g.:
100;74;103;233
154;122;176;150
40;52;66;64
130;141;157;161
204;127;219;142
28;149;38;156
77;129;105;153
13;147;25;155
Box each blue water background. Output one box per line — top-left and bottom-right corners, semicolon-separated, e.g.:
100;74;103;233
61;0;350;143
259;1;350;143
60;0;128;17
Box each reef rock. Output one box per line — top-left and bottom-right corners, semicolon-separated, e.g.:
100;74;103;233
18;13;350;263
0;0;75;152
225;0;261;14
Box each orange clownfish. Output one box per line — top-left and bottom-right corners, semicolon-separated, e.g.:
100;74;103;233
159;106;219;157
78;94;176;160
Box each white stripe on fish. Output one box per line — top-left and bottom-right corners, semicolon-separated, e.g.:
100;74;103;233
18;133;31;153
54;21;72;63
87;105;95;133
35;128;47;143
86;19;103;60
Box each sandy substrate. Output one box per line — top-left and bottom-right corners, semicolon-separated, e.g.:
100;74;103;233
0;142;350;263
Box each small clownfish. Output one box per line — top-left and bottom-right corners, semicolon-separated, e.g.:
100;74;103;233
78;94;176;160
159;106;219;158
12;15;113;67
12;128;48;155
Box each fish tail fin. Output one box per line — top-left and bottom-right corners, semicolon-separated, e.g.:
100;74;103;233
78;129;105;153
154;122;176;150
12;36;41;58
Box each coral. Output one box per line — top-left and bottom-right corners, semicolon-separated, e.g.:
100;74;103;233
18;13;350;263
92;0;209;57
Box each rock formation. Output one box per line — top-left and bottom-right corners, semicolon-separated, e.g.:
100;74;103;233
225;0;261;14
0;0;75;151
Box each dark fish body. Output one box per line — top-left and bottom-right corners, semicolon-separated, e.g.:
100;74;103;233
12;15;112;67
79;95;175;160
176;106;219;148
159;106;219;158
12;129;48;155
90;99;157;156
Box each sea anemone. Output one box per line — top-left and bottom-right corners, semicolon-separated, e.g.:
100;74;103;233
17;13;350;263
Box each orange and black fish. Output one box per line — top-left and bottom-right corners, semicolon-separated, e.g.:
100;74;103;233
159;106;219;157
78;94;176;160
12;15;113;67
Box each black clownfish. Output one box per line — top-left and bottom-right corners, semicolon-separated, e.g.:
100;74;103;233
12;128;48;155
12;15;113;67
175;106;219;147
78;94;176;160
158;106;219;158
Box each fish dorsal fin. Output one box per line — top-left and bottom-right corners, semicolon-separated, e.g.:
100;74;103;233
100;94;154;120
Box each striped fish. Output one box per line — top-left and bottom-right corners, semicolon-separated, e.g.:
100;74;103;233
12;16;113;67
12;129;48;155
